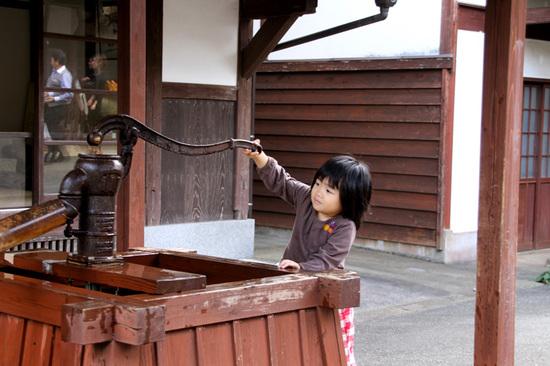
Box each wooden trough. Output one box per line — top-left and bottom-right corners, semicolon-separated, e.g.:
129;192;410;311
0;247;359;365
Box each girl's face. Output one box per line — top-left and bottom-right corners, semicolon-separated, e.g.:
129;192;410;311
311;177;343;221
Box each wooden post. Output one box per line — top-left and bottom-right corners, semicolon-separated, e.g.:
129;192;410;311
118;0;147;250
474;0;526;364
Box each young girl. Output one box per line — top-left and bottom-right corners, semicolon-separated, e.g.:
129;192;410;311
244;141;372;366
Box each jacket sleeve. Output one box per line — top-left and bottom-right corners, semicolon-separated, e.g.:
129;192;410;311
257;157;309;207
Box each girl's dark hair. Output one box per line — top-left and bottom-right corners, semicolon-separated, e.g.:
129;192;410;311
311;156;372;229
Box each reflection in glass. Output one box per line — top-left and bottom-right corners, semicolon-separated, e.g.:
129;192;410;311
44;143;118;195
44;0;118;40
0;137;32;208
42;1;118;195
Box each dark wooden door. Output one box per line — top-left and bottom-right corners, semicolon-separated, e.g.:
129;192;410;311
518;83;550;251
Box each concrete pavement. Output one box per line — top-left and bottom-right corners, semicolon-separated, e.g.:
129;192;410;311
252;230;550;365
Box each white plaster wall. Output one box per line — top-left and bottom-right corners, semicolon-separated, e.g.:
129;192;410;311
163;0;239;86
450;30;485;234
524;39;550;79
264;0;442;60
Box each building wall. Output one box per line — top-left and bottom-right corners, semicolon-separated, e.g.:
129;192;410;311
447;17;550;260
163;0;239;86
143;0;254;259
253;58;452;260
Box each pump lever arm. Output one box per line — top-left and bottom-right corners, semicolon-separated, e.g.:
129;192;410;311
88;114;261;178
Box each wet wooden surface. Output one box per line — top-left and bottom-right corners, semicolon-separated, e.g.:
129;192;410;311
1;250;207;294
0;249;357;365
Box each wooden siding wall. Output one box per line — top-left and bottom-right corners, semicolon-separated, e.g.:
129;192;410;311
253;59;453;247
159;98;236;224
0;307;345;366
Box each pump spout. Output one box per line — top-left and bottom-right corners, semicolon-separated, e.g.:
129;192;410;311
0;199;72;253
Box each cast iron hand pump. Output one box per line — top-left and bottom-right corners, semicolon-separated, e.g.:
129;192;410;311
0;114;260;266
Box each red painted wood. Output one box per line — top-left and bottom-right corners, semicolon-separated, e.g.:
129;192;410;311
474;0;526;364
21;320;53;366
0;249;355;365
0;313;25;365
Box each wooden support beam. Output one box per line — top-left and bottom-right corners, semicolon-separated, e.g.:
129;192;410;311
241;0;317;19
526;7;550;24
474;0;526;364
118;0;146;250
242;15;299;79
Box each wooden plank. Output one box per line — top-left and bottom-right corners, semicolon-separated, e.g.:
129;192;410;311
51;261;207;294
162;82;237;101
156;252;284;285
254;193;438;221
0;272;103;326
298;310;310;365
301;308;324;366
458;3;485;32
314;270;360;308
256;88;442;105
255;152;440;177
474;0;525;364
255;120;441;140
242;15;299;79
21;319;53;366
145;0;164;227
81;341;141;366
367;207;438;230
1;250;207;294
61;299;165;346
0;271;165;328
112;302;165;345
359;222;437;247
199;322;236;365
1;249;67;272
272;312;302;364
195;326;207;364
239;317;271;366
0;313;25;366
257;135;439;159
138;343;158;366
118;0;147;251
315;307;346;366
0;199;68;252
241;0;317;19
372;174;439;194
234;19;255;220
160;99;235;224
517;183;535;250
258;57;453;72
134;274;320;331
61;301;114;345
256;69;443;89
253;197;437;229
266;314;279;366
527;7;550;24
51;327;84;366
372;190;438;212
255;104;440;123
160;328;198;366
231;320;245;366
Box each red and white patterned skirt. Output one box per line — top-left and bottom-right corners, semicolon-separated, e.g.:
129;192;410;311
339;307;356;366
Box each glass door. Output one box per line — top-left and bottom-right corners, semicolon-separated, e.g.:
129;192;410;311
42;0;119;198
0;4;32;208
518;84;550;250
